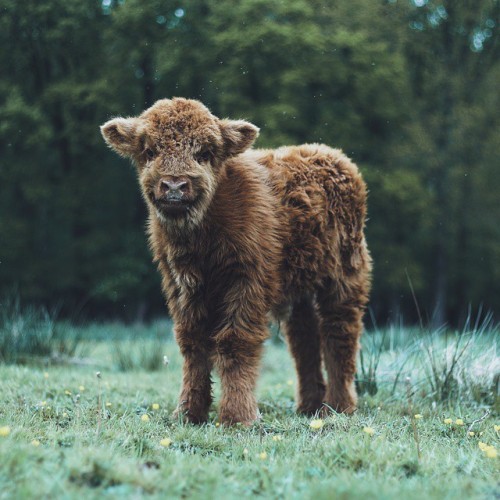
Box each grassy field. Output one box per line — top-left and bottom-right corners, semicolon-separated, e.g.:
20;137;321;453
0;319;499;499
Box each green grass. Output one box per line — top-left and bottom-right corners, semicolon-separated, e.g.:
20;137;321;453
0;322;498;499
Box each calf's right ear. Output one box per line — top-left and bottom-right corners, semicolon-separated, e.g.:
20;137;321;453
100;117;141;159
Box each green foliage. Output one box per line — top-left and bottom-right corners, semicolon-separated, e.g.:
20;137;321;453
0;0;498;322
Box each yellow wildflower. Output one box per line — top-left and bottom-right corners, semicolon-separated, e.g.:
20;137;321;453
62;412;68;418
152;403;160;410
455;418;464;426
363;426;375;436
43;372;49;379
478;441;497;458
105;402;112;407
243;448;249;456
215;422;220;427
0;426;11;437
259;452;268;460
272;435;282;442
468;431;475;437
494;425;500;432
64;390;71;396
414;414;423;419
79;385;85;392
310;419;324;430
287;380;293;386
443;418;453;425
31;439;40;447
160;438;172;447
141;414;150;422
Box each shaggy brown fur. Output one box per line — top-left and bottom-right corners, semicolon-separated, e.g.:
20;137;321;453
101;98;371;425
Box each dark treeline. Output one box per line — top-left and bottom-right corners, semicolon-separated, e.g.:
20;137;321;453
0;0;499;325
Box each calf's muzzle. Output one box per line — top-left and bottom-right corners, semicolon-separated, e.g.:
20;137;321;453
156;176;192;202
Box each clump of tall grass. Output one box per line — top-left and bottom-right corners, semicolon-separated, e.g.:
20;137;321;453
356;305;499;409
419;311;499;405
357;312;416;396
0;298;81;364
357;328;386;396
112;337;166;372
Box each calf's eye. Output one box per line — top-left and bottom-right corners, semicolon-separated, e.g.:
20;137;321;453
145;148;155;160
196;150;211;163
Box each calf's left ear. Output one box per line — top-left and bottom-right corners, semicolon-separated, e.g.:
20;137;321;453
100;117;141;159
220;119;259;156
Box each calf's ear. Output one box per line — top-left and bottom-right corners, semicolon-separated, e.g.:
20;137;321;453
100;117;141;159
220;119;259;156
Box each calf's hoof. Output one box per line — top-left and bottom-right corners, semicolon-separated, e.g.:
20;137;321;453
297;400;324;416
218;401;260;426
321;386;358;415
172;405;208;425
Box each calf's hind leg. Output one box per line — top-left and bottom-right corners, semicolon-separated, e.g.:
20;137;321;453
316;279;367;414
284;297;325;414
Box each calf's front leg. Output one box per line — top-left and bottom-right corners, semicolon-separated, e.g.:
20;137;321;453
214;329;265;426
174;331;213;424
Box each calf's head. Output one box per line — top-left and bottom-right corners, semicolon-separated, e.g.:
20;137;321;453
100;98;259;226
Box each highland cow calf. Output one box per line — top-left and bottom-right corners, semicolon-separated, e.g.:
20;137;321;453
101;98;371;425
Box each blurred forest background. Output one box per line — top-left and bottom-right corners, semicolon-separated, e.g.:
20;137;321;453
0;0;499;326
